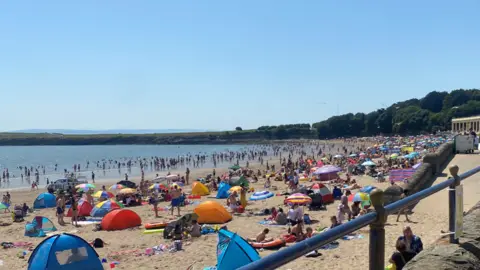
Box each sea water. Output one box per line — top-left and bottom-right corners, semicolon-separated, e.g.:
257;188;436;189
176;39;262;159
0;144;256;189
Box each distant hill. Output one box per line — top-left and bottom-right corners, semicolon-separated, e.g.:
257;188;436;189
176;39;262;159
1;88;479;145
9;129;211;135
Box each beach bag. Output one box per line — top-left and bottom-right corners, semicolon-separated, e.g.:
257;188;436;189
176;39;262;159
93;238;104;248
303;214;312;225
385;263;396;270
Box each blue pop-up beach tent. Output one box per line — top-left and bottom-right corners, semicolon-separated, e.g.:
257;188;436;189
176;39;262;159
33;193;56;209
216;183;231;199
216;229;260;270
28;233;103;270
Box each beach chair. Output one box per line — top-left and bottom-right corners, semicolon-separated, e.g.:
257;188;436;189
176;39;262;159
308;193;325;211
12;205;24;222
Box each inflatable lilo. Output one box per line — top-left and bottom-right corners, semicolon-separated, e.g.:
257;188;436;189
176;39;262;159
249;191;274;201
250;238;286;250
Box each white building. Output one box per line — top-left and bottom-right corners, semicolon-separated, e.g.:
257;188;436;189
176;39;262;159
451;115;480;133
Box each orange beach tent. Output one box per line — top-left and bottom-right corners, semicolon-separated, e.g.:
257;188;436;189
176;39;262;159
101;209;142;231
191;181;210;196
66;199;93;217
194;201;232;224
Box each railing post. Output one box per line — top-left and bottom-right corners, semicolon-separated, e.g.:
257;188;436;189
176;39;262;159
448;165;460;244
369;189;387;270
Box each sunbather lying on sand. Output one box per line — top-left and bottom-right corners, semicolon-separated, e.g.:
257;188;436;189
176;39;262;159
247;228;273;243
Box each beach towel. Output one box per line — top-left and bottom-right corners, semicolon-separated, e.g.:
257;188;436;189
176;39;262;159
342;234;364;240
319;242;339;250
258;220;286;226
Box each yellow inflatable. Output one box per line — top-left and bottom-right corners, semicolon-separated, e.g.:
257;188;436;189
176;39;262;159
194;201;232;224
240;189;247;208
191;181;210;196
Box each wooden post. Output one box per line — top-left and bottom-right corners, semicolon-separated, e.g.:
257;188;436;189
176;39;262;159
448;165;460;244
369;189;387;270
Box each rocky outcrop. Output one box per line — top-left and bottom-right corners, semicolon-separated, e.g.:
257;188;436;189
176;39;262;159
404;201;480;270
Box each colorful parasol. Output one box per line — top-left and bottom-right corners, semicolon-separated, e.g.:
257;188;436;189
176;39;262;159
109;184;126;191
118;188;137;195
92;191;114;199
228;186;243;194
285;193;312;205
0;203;9;210
75;183;96;191
149;183;168;191
90;199;124;217
348;192;370;204
170;183;183;189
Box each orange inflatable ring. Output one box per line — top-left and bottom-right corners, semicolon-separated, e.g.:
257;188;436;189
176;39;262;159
282;234;297;243
251;239;286;249
144;222;168;230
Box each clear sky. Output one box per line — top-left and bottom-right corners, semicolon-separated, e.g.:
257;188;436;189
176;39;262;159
1;1;479;131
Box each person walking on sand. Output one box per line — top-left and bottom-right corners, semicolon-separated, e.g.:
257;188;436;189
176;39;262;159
70;196;79;227
396;189;411;222
56;192;66;226
170;186;182;216
185;168;190;185
228;191;238;212
152;190;160;218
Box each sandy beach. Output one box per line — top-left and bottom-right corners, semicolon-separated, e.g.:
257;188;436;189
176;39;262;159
1;149;478;270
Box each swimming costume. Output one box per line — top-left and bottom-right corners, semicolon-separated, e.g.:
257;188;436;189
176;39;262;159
171;198;181;207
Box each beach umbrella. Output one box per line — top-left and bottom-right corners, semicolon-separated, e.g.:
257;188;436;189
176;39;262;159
390;153;399;159
349;154;358;157
91;199;124;217
153;176;167;182
312;165;342;175
93;191;114;199
170;183;183;190
75;183;96;191
109;184;126;191
149;183;168;191
333;154;343;159
0;203;8;210
348;192;370;204
229;165;241;171
118;188;136;195
362;161;376;166
285;193;312;205
166;175;179;180
228;186;243;194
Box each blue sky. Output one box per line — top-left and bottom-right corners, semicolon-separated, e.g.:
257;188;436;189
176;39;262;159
1;1;479;131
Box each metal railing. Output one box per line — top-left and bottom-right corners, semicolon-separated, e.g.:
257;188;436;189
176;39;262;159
239;165;480;270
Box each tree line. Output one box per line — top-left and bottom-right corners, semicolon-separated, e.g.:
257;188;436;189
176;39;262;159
1;89;478;145
312;89;480;138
